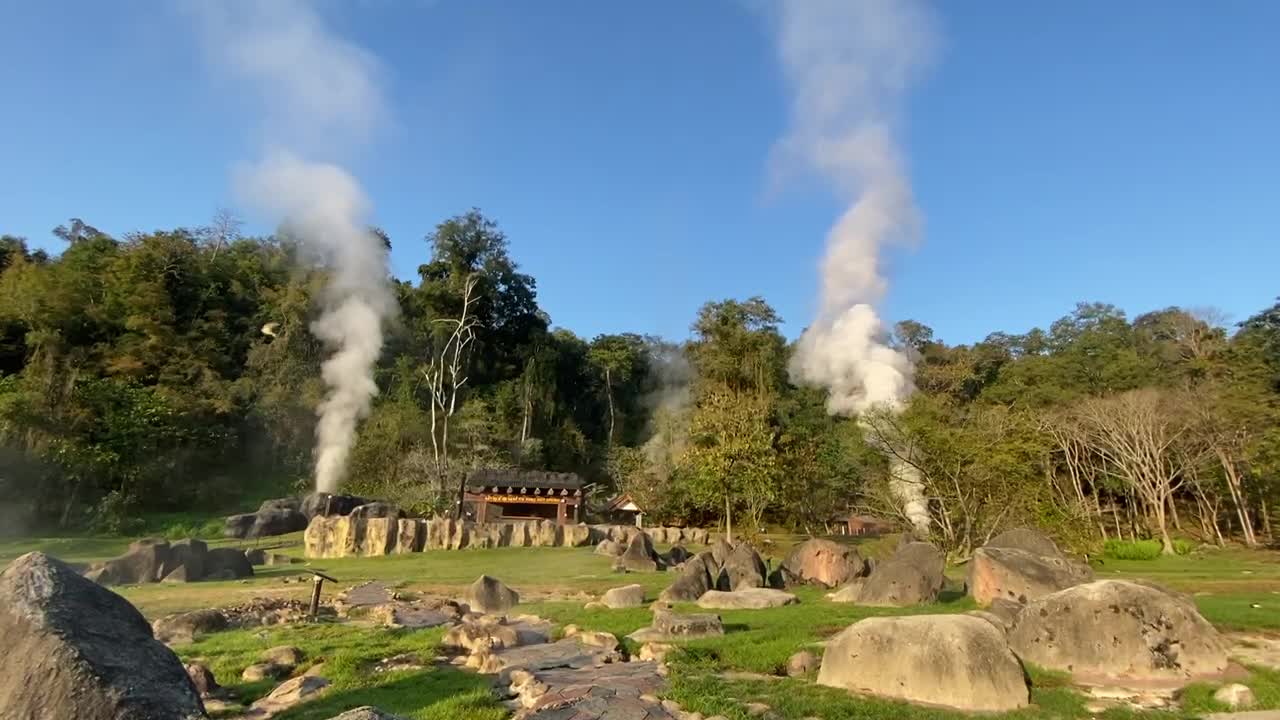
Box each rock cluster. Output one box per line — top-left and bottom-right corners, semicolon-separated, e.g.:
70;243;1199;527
225;492;366;540
83;538;254;585
657;541;776;603
304;514;705;559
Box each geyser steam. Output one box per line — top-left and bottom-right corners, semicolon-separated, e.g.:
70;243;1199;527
240;154;395;493
773;0;935;534
194;1;395;493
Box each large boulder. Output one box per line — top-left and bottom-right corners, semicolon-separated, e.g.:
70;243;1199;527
665;545;691;566
160;539;208;582
395;518;427;554
1007;580;1230;686
594;539;624;557
968;545;1093;606
301;492;366;519
986;527;1064;558
350;502;403;521
602;584;646;609
225;503;309;539
466;575;519;614
696;588;798;610
223;513;257;539
0;552;206;719
781;538;867;588
709;538;733;566
628;609;725;642
250;508;309;538
561;523;593;547
258;496;302;513
846;541;945;606
818;614;1029;712
659;551;716;602
614;531;661;572
717;542;768;590
204;548;253;579
532;519;558;547
84;539;172;585
152;609;229;644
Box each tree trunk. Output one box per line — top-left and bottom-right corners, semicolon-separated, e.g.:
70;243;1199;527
1154;498;1174;555
604;367;615;447
520;374;531;446
1262;497;1274;540
1218;448;1257;547
724;493;733;545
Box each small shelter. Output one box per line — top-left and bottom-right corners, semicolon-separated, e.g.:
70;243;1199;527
465;469;584;526
828;512;897;537
606;493;645;527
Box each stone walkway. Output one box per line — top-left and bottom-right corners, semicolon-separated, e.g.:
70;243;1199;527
514;662;677;720
493;638;613;678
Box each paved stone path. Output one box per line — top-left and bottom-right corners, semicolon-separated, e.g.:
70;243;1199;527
342;581;392;608
494;638;611;677
517;662;677;720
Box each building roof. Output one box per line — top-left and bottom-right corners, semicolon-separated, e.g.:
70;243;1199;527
466;469;584;493
607;493;642;513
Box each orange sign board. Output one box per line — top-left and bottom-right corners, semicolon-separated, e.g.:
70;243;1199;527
483;494;564;505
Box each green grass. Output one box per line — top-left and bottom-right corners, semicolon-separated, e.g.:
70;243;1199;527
177;623;505;720
1103;538;1194;560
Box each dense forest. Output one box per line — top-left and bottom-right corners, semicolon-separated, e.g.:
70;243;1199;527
0;212;1276;555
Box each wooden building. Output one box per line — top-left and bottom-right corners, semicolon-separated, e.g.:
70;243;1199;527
828;513;897;537
465;469;585;526
606;493;644;527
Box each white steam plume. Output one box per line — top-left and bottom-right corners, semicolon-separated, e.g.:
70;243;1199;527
193;1;395;493
773;0;935;534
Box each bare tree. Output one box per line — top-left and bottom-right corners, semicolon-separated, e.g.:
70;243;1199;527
205;208;243;260
1071;388;1198;554
420;274;480;519
1187;383;1260;547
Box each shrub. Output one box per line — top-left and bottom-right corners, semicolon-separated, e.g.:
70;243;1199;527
1103;538;1195;560
88;489;145;536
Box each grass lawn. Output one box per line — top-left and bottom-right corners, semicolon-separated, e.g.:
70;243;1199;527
3;533;1280;719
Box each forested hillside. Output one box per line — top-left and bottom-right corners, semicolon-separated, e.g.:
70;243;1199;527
0;213;1276;554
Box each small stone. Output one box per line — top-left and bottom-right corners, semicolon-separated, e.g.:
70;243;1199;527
184;663;218;696
584;601;608;610
1213;683;1256;709
661;699;683;713
639;642;676;663
786;650;818;677
639;693;661;704
744;702;771;717
577;631;619;652
465;575;519;614
261;645;304;668
241;662;287;682
680;712;705;720
562;624;581;637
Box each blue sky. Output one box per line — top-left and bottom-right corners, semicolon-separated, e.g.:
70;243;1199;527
2;1;1276;344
